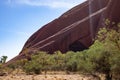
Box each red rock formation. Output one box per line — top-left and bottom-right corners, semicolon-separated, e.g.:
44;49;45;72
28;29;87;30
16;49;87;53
6;0;120;65
21;0;108;53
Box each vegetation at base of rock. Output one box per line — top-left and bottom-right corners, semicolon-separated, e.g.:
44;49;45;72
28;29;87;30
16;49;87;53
0;56;8;76
2;20;120;79
22;22;120;79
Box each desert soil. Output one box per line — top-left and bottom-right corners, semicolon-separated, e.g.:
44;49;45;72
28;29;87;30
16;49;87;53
0;74;100;80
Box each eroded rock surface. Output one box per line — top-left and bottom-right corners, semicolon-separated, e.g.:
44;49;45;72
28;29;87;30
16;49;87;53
6;0;120;65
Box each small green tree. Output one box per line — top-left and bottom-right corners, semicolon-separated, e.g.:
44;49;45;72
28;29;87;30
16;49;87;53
64;51;77;72
23;51;51;74
90;22;120;79
51;51;65;71
0;56;8;64
23;59;42;74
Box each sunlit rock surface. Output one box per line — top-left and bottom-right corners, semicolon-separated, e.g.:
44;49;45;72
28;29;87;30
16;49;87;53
6;0;120;65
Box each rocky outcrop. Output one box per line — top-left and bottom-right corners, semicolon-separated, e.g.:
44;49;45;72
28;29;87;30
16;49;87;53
6;0;120;65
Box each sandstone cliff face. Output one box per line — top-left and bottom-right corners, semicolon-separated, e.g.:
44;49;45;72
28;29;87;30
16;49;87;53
6;0;120;64
21;0;109;53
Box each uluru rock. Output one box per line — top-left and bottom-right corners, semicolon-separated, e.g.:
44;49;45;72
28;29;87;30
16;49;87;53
6;0;120;65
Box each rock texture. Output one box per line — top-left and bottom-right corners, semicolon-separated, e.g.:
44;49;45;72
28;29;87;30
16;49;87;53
6;0;120;65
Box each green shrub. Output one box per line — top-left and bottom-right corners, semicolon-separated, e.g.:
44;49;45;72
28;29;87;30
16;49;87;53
23;60;42;74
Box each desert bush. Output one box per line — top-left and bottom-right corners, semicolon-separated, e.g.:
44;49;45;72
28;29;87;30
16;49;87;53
23;60;42;74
